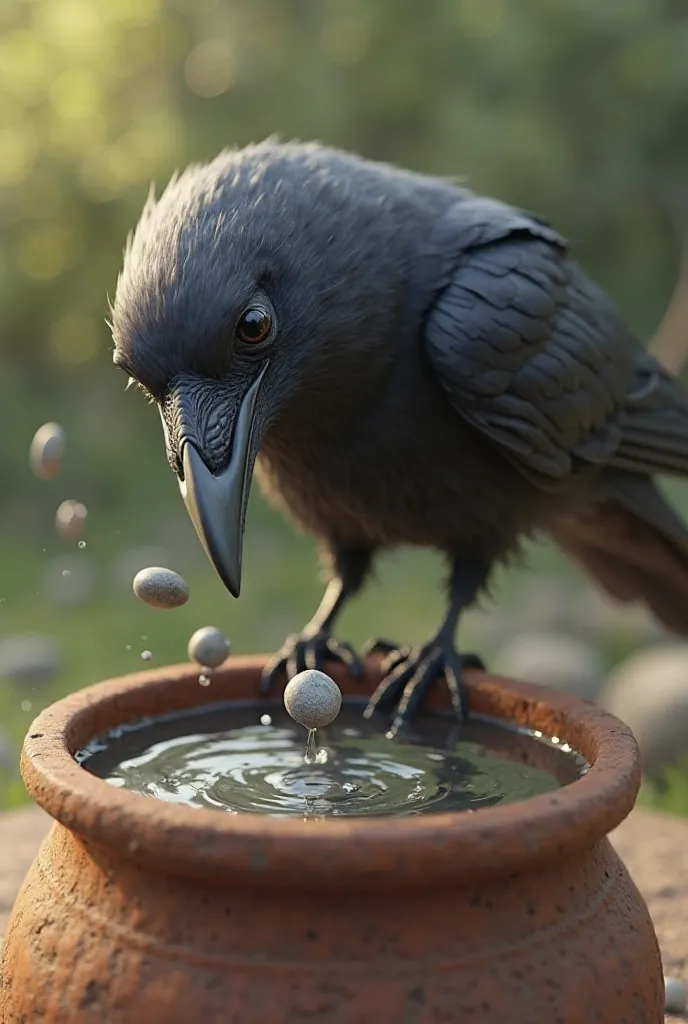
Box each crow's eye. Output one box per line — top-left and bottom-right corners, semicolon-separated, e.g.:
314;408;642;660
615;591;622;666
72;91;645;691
236;307;272;345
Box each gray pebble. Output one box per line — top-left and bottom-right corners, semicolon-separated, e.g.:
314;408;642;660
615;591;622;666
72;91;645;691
188;627;230;668
29;422;65;480
133;567;190;609
55;499;88;540
284;670;342;730
493;632;604;703
600;645;688;779
0;634;60;684
665;976;686;1014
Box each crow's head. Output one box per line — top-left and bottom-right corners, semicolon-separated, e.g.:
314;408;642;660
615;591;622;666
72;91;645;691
111;140;418;596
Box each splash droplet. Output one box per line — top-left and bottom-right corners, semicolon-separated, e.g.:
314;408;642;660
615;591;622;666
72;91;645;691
304;728;318;764
78;540;86;549
125;644;132;651
61;569;71;578
141;650;152;661
21;700;32;712
260;713;272;726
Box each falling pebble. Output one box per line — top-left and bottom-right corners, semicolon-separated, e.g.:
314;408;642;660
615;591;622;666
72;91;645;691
283;670;342;730
198;673;212;687
55;500;88;541
260;714;272;726
29;422;65;480
665;977;687;1014
188;626;230;668
21;700;32;712
141;650;152;661
133;567;190;609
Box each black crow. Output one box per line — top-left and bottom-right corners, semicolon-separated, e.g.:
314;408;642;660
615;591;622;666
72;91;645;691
112;140;688;734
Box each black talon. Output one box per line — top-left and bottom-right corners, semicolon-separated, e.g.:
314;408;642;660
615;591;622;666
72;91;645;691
260;630;363;694
363;562;489;734
364;639;484;736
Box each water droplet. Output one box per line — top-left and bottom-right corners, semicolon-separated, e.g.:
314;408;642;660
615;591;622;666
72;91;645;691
125;644;132;651
21;700;32;712
260;714;272;726
304;727;318;764
198;673;211;687
141;650;152;661
61;569;71;578
141;635;148;641
427;752;445;762
77;540;86;549
342;782;359;793
551;736;560;745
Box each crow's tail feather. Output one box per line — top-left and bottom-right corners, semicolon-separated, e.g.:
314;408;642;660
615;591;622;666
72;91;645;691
551;473;688;636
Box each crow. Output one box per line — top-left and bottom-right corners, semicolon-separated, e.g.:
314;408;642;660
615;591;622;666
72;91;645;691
111;139;688;735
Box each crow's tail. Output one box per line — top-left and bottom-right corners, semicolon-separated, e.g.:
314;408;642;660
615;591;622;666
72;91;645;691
551;473;688;635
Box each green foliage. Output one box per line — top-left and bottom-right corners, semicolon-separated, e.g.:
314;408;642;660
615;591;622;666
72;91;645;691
0;0;687;810
640;760;688;818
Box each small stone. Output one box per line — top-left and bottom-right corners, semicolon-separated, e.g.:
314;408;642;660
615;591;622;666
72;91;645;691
29;422;65;480
133;567;190;609
600;645;688;779
55;500;88;540
284;670;342;730
664;976;686;1014
0;634;60;684
141;650;152;661
493;632;604;703
187;627;230;668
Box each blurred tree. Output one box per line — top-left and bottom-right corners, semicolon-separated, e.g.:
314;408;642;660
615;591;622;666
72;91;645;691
0;0;686;516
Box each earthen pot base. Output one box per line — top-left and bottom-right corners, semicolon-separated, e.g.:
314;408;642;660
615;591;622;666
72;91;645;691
1;656;663;1023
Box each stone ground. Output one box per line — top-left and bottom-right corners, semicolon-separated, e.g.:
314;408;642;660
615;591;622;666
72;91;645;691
0;804;686;1022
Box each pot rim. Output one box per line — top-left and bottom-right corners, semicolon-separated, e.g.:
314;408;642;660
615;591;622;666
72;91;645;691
20;655;640;889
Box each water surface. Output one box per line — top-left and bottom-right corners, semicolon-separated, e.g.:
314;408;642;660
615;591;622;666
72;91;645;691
78;701;587;819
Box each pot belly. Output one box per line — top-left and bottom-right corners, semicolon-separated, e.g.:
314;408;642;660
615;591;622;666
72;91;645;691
1;823;663;1023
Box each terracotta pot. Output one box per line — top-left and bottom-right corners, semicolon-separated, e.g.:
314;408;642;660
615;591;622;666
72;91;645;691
1;656;663;1023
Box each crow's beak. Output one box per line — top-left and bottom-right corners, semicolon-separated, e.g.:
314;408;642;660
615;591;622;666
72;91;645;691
170;364;269;598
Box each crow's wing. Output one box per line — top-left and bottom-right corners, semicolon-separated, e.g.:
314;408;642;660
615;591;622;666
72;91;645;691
424;198;688;491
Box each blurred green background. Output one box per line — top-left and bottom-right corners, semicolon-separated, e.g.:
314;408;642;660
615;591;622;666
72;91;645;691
1;0;688;810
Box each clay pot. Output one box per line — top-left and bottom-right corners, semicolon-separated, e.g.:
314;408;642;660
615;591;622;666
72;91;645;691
1;656;663;1023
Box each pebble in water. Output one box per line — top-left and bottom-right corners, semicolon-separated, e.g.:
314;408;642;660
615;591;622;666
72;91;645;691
283;670;342;730
29;422;65;480
187;626;230;669
132;567;190;609
665;976;687;1014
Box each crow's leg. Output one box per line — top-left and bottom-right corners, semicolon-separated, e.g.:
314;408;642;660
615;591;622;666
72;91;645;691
260;546;373;693
363;561;488;736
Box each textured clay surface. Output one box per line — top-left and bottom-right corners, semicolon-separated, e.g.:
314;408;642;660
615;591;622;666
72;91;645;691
0;657;666;1022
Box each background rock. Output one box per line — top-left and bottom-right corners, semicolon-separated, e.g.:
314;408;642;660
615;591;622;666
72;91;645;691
600;644;688;779
493;631;605;702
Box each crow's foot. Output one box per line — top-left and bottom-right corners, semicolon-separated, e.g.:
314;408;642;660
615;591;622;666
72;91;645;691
362;636;484;737
260;630;363;694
